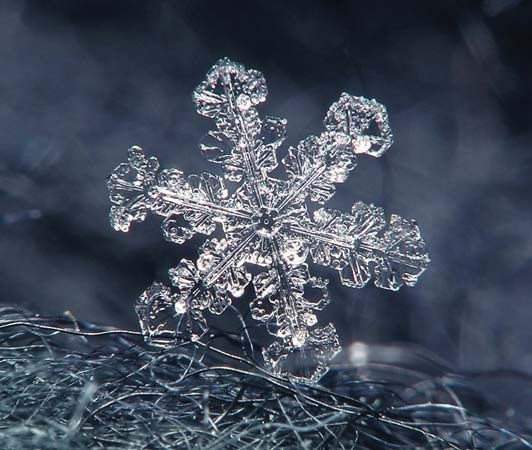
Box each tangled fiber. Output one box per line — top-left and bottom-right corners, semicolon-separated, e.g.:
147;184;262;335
0;306;530;449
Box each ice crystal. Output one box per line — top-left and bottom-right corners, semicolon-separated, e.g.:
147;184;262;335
108;58;430;382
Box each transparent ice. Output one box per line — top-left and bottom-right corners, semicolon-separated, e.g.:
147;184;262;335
108;59;430;382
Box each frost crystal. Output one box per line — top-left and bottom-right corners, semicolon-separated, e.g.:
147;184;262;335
108;59;430;382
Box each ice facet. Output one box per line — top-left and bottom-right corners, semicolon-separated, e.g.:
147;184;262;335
135;281;208;346
108;59;430;382
324;93;393;158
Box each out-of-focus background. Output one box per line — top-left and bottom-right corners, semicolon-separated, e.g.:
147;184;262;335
1;0;531;373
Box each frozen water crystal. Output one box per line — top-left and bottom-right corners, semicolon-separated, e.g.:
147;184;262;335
108;58;430;382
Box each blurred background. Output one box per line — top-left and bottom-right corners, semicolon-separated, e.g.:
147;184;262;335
1;0;531;374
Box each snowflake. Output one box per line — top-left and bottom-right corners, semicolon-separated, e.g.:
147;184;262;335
107;58;430;382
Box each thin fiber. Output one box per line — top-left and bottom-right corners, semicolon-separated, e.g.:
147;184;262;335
0;306;530;449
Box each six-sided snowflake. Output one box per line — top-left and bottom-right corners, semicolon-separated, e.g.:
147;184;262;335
107;58;430;382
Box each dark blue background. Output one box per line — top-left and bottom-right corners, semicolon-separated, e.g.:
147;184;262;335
1;0;531;373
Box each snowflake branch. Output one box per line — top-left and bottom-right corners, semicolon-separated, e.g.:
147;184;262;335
280;133;356;207
203;231;256;287
285;202;429;291
269;237;300;331
157;186;251;220
287;223;421;270
219;70;268;209
275;163;327;213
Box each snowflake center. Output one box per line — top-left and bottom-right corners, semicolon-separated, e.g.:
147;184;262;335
254;207;281;237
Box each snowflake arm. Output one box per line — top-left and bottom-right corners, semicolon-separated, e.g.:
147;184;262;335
251;238;339;381
108;146;251;243
277;93;393;211
286;201;430;291
135;234;255;346
194;58;286;208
